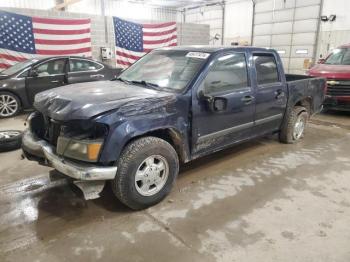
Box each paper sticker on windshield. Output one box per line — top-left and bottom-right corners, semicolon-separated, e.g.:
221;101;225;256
186;52;210;59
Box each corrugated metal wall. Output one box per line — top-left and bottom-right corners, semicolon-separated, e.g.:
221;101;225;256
253;0;322;74
66;0;178;21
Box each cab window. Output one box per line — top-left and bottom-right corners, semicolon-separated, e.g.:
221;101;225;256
69;59;103;72
253;54;280;85
34;59;66;77
203;53;249;94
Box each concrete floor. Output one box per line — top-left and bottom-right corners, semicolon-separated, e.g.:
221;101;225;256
0;111;350;262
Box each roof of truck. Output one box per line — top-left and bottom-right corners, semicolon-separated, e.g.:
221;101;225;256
157;45;274;53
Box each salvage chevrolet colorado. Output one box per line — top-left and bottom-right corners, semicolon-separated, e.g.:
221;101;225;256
22;46;326;210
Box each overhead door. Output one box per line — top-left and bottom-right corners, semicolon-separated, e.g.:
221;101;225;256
253;0;322;74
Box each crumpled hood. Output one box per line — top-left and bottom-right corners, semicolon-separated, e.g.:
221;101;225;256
34;80;176;121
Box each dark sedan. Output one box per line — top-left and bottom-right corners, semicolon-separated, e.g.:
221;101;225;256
0;56;121;118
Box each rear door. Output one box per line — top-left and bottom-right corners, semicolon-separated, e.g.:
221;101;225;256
67;58;106;84
192;52;255;155
25;58;68;104
251;52;287;134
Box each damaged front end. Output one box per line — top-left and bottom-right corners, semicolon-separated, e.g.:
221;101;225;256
22;111;117;200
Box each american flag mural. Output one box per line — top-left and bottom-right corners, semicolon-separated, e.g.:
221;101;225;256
113;17;177;68
0;10;92;69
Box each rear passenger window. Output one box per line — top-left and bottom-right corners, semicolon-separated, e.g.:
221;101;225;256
69;59;103;72
203;53;248;94
253;54;279;85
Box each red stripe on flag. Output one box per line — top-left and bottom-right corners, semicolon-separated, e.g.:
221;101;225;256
32;17;90;25
116;51;141;61
143;35;177;45
117;60;132;67
36;47;91;55
35;38;91;45
143;22;176;29
33;28;90;35
0;54;28;62
143;28;177;37
143;43;177;53
0;63;11;69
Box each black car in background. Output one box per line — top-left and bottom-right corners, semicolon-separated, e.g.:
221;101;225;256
0;56;121;118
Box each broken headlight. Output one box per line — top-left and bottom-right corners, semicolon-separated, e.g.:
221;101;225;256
56;122;108;162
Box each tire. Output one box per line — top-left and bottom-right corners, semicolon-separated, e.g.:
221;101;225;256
0;91;21;118
279;106;309;144
0;130;23;152
111;136;179;210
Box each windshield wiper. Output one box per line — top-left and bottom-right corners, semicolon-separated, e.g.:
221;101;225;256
130;80;160;89
116;77;132;84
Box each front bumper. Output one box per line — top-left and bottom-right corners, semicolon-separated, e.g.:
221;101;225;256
324;96;350;111
22;129;117;181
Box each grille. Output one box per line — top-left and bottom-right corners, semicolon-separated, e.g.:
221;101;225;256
42;117;61;146
327;80;350;97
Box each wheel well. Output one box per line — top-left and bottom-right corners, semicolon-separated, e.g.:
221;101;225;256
130;129;189;163
295;97;312;115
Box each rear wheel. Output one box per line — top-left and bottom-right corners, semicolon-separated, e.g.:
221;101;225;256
0;91;21;118
111;136;179;210
279;106;308;144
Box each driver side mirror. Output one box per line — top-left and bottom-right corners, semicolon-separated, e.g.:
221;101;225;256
198;90;227;112
29;69;39;77
318;58;326;64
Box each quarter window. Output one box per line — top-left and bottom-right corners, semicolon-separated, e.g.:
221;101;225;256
69;59;103;72
203;53;249;94
253;54;279;85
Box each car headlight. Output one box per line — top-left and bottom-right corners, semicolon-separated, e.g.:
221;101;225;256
56;136;103;162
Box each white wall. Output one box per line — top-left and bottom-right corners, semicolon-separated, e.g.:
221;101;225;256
317;0;350;58
184;0;253;46
67;0;178;21
224;0;253;45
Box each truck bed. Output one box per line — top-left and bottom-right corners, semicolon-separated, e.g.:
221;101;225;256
285;74;326;115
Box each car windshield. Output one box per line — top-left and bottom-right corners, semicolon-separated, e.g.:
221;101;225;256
117;50;209;92
324;48;350;65
1;59;38;75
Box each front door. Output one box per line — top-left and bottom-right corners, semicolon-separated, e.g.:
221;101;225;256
192;52;255;155
251;53;287;134
25;58;68;104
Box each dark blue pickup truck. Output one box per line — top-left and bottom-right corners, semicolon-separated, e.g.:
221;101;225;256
22;46;326;210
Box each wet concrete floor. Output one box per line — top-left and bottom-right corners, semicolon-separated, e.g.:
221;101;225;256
0;111;350;262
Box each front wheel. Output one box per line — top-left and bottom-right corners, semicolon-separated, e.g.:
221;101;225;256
0;91;21;118
279;106;309;144
111;136;179;210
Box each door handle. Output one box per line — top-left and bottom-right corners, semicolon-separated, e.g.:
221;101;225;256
275;90;285;99
90;74;104;79
51;80;60;83
241;95;254;104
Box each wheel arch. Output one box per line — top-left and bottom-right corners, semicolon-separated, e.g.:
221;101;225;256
124;128;191;164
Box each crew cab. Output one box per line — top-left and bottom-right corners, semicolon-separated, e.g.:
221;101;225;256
22;46;326;210
0;56;120;118
308;44;350;111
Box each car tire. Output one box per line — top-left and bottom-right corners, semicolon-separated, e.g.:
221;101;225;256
279;106;309;144
0;91;21;118
0;130;23;152
111;136;179;210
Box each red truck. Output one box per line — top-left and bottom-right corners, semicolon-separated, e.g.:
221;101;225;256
308;44;350;111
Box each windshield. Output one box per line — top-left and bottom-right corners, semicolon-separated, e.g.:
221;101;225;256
1;59;38;75
117;50;209;92
325;48;350;65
